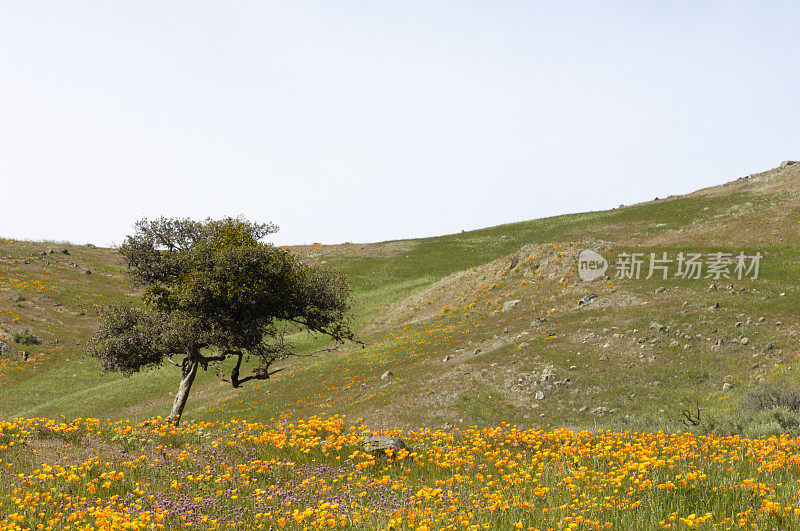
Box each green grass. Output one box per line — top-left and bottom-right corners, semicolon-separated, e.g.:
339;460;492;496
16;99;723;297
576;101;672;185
0;171;799;431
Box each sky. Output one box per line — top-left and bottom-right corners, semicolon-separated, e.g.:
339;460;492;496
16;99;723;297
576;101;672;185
1;1;798;247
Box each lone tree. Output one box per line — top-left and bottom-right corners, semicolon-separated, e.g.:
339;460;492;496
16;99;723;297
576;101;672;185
88;217;353;424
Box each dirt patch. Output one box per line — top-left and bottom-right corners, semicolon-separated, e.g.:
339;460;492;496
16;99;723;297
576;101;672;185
373;241;612;329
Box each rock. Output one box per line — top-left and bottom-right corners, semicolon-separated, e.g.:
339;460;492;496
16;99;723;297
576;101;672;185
759;317;766;323
57;248;69;254
655;286;666;294
735;321;743;328
578;293;598;306
723;375;733;382
780;160;798;169
540;368;556;383
84;270;92;275
503;327;509;334
380;371;393;381
502;300;521;312
764;343;776;353
740;337;749;345
0;341;14;357
444;355;452;362
534;391;545;400
473;348;482;355
722;382;732;391
530;317;547;327
363;436;407;457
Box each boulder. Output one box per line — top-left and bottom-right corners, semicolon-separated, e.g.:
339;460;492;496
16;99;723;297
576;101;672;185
502;300;521;312
363;436;407;457
0;340;14;357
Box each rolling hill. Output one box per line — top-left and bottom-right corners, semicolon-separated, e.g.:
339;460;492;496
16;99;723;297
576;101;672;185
1;160;799;432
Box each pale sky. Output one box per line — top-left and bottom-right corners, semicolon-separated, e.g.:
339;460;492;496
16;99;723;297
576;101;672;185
1;1;798;246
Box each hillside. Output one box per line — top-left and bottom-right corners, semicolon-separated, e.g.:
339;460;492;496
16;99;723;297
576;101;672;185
1;161;799;432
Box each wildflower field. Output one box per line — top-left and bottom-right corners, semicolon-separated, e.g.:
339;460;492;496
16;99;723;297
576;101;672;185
3;415;800;530
3;167;800;530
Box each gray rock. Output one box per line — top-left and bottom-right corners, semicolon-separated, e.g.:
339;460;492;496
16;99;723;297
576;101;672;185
0;341;14;357
655;286;666;293
363;436;407;457
740;337;749;345
502;300;521;312
534;391;545;400
722;382;732;391
380;371;393;381
578;293;598;306
444;355;452;362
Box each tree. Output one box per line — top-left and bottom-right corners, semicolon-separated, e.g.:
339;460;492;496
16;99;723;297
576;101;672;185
88;217;353;424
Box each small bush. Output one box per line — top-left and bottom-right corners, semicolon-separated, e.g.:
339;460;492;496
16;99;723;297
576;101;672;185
742;382;800;412
701;407;800;438
12;328;40;345
11;293;25;303
699;381;800;437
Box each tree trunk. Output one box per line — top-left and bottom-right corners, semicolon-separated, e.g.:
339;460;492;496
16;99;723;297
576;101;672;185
168;355;199;425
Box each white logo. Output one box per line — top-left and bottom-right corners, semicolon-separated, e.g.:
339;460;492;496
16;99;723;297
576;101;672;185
578;249;608;281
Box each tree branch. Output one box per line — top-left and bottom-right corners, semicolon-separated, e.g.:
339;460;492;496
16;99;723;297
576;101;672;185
234;367;286;387
197;353;228;371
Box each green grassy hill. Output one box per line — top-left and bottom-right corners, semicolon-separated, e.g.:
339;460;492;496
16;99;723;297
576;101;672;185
2;161;799;432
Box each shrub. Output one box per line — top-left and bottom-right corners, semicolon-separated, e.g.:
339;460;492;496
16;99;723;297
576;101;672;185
742;381;800;412
12;328;39;345
699;381;800;437
700;407;800;438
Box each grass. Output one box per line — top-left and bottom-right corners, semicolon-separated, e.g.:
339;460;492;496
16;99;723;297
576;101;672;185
1;164;800;528
0;166;798;431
